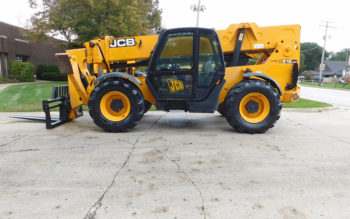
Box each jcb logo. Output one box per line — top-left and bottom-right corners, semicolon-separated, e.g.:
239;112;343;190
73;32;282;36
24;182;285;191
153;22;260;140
167;79;184;93
109;38;136;48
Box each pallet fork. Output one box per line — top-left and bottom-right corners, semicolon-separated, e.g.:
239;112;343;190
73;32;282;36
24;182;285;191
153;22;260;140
11;85;82;129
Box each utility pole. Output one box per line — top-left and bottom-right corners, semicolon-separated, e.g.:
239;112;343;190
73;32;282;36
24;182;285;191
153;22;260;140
319;21;335;86
191;0;206;27
346;49;350;77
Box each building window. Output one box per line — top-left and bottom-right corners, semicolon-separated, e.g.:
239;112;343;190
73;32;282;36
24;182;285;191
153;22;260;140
16;55;29;62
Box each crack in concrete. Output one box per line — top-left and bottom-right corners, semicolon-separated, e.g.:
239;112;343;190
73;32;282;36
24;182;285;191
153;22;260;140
62;139;134;151
155;148;207;219
0;148;39;154
0;125;44;149
83;113;165;219
83;138;140;219
287;118;350;146
63;146;87;150
0;135;29;148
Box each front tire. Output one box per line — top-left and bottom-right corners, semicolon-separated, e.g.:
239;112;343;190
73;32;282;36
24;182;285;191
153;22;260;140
88;79;144;132
225;79;282;133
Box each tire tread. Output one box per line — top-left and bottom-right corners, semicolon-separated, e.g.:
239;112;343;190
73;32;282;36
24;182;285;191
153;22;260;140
88;79;144;132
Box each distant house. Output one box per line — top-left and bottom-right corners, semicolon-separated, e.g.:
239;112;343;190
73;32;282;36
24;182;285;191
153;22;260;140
0;21;64;76
313;60;349;83
315;61;347;77
323;61;348;77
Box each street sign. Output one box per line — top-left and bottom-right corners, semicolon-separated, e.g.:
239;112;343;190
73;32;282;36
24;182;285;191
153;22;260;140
319;63;325;71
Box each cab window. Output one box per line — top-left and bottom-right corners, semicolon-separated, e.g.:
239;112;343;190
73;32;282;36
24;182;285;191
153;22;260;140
198;32;223;87
153;32;193;71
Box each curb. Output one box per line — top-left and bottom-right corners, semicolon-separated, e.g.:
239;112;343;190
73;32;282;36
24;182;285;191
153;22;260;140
282;106;339;113
300;84;350;92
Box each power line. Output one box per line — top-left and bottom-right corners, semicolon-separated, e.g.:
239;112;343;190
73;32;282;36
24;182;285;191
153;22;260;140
301;47;320;53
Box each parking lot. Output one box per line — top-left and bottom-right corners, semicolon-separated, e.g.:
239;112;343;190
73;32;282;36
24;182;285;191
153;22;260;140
1;109;350;219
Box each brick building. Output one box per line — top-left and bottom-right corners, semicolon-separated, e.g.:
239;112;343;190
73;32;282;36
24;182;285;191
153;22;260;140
0;21;64;76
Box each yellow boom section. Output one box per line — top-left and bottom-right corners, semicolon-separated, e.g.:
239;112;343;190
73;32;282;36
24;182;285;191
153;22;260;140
84;23;300;66
85;35;157;64
218;23;300;57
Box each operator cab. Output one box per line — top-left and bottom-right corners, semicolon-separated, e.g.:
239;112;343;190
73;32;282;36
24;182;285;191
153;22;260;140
146;27;225;112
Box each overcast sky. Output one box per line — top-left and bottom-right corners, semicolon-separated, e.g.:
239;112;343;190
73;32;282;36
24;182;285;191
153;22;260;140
1;0;348;52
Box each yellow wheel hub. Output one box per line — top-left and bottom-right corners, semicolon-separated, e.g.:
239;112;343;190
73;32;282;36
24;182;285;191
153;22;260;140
239;92;270;123
100;91;131;122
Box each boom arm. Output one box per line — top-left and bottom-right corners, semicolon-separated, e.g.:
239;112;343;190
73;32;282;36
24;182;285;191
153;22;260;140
83;23;300;72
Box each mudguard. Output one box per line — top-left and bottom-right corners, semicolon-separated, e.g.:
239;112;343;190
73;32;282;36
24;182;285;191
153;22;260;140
94;72;142;87
243;72;282;96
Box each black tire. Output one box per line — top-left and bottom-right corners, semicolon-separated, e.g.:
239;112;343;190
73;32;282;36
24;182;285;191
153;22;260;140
88;79;144;132
225;79;282;133
217;103;227;117
144;101;152;113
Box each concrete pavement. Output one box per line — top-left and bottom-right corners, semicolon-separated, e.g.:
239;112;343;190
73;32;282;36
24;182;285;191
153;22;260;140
1;110;350;218
301;85;350;107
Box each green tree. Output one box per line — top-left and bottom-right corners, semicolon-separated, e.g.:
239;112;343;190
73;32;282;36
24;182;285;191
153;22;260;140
329;48;349;61
26;0;162;48
300;42;328;71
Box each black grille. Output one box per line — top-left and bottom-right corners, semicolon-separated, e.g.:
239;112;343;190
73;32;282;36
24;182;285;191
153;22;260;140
51;85;69;99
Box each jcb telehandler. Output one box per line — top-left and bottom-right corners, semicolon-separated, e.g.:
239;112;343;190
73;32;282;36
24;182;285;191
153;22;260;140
16;23;301;133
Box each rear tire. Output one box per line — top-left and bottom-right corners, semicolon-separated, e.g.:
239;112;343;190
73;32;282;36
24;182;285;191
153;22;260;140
225;79;281;133
88;79;144;132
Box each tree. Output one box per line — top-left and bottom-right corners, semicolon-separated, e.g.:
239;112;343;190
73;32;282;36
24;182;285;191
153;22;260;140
26;0;162;48
329;49;349;61
300;42;329;71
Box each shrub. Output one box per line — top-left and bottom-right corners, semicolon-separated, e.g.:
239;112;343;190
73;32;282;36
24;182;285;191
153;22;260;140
40;72;67;81
36;64;60;79
345;75;350;84
0;75;21;84
36;64;66;81
10;61;35;82
301;70;314;81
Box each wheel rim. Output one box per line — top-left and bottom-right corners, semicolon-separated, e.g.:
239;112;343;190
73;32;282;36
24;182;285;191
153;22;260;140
239;92;270;123
100;91;131;122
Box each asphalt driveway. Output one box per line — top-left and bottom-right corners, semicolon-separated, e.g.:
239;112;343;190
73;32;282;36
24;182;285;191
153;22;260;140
1;109;350;219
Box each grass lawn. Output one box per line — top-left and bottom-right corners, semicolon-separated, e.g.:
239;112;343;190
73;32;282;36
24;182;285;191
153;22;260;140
300;82;350;90
283;98;332;108
0;82;67;111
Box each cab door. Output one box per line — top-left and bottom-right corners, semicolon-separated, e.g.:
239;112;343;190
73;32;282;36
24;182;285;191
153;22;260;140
147;30;195;100
146;28;224;102
195;29;225;100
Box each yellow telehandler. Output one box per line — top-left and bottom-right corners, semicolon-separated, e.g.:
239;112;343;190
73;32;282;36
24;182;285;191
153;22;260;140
15;23;301;133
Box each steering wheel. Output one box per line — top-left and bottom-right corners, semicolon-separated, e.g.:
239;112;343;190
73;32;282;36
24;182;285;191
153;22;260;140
199;60;213;86
168;59;180;70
